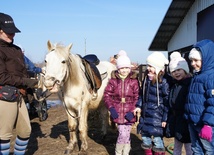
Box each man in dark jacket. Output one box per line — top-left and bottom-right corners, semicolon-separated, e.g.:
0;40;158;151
0;12;38;155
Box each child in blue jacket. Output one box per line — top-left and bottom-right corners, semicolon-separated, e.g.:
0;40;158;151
184;39;214;154
135;52;169;155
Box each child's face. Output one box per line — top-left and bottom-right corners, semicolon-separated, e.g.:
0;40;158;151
147;65;156;75
190;58;202;71
171;69;187;80
118;67;131;77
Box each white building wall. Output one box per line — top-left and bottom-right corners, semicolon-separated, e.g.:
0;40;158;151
168;0;214;52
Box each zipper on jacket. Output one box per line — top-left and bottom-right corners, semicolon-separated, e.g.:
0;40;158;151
121;79;125;123
121;79;125;103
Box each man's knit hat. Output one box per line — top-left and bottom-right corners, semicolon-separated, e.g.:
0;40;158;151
116;55;131;69
146;52;169;74
169;52;189;73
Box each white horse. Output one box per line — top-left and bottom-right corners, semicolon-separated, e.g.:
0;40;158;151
43;40;116;154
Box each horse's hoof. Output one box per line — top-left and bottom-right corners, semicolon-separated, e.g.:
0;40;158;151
78;150;87;155
65;142;77;154
64;149;72;154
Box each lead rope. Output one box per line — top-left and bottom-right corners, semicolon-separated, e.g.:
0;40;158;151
59;58;79;119
59;56;82;120
33;89;52;102
60;88;80;119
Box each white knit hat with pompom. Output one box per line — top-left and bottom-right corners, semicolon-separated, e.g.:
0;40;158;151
118;50;127;57
169;51;189;73
170;51;181;60
146;52;169;74
116;55;131;69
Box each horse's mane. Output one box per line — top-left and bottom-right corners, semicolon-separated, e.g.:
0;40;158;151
54;43;70;60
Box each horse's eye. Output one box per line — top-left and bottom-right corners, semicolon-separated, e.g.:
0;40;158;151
44;60;47;63
62;60;66;64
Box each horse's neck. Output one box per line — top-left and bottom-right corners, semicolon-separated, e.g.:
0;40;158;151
66;55;84;86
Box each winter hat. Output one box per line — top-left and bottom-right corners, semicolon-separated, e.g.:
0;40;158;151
169;52;189;73
146;52;169;74
189;48;202;60
170;51;181;60
116;55;131;69
118;50;127;57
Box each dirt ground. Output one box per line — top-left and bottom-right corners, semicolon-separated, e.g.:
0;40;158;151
11;94;175;155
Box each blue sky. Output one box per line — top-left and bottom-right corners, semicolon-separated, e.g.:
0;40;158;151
1;0;171;64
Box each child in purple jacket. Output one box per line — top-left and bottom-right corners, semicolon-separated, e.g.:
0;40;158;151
104;53;139;155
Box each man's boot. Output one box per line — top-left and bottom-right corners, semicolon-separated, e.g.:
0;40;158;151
0;139;10;155
14;136;29;155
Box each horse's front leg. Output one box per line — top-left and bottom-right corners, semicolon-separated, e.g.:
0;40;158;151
64;111;78;154
78;104;89;152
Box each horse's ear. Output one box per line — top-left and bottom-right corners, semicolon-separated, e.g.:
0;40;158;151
66;43;73;53
47;40;53;52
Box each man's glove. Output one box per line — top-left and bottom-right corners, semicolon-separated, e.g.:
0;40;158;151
125;112;134;122
109;107;118;119
199;125;212;142
22;78;38;88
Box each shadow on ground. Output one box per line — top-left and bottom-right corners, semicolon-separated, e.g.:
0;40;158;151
20;104;173;155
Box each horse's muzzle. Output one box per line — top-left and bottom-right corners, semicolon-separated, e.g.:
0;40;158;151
44;77;60;92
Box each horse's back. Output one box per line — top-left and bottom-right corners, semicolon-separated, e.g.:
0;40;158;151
98;61;116;85
99;61;116;76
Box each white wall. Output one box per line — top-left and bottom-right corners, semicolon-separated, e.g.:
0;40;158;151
168;0;214;52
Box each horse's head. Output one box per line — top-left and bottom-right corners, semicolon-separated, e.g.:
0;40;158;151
44;40;72;93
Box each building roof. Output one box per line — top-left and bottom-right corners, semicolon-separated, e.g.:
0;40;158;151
148;0;195;51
